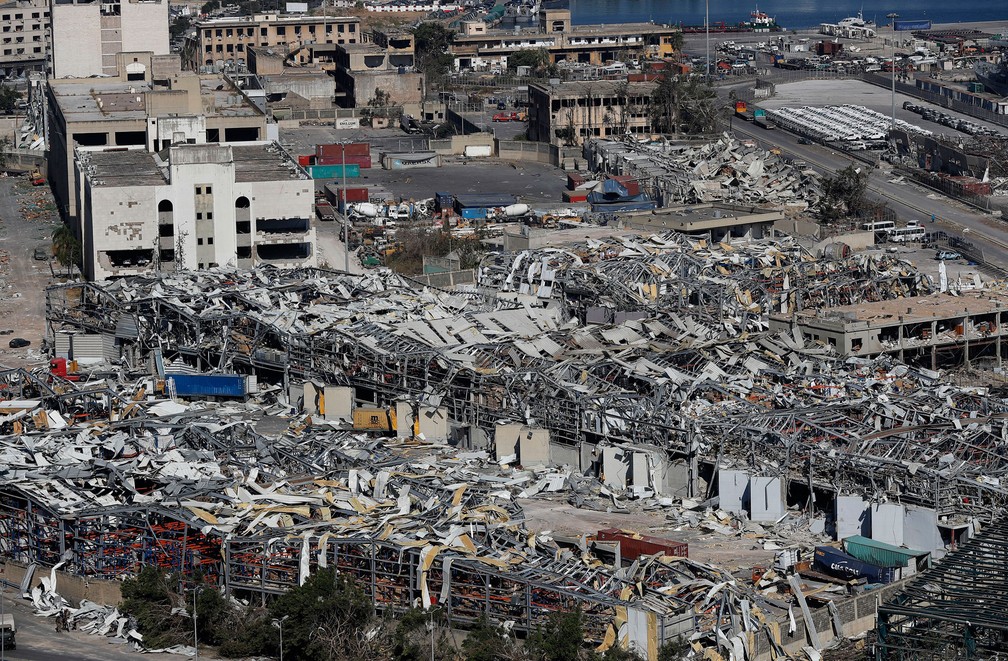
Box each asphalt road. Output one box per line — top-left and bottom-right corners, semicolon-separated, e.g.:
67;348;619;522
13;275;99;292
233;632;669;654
0;586;189;661
729;119;1008;267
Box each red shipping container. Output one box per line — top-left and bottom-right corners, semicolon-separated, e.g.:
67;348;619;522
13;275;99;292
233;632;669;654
298;154;313;166
341;155;372;169
608;174;640;196
344;142;370;156
317;155;371;168
595;528;688;560
563;190;588;203
567;172;586;190
339;187;369;203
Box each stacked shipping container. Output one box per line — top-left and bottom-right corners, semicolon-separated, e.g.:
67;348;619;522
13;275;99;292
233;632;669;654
316;143;373;169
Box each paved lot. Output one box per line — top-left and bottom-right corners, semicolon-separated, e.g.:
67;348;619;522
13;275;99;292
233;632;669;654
758;78;1008;136
353;159;569;206
0;585;199;661
0;176;60;369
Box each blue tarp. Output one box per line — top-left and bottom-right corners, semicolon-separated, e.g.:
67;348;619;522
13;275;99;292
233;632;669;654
587;179;657;212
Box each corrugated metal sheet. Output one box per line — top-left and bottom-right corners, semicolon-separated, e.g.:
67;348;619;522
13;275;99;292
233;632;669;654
843;535;927;568
102;334;118;362
53;332;104;360
115;315;139;339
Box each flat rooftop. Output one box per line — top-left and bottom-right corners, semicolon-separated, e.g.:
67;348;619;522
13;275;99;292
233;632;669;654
51;81;152;123
788;291;1008;328
52;76;260;123
81;149;167;187
461;22;677;41
79;142;307;187
195;13;357;27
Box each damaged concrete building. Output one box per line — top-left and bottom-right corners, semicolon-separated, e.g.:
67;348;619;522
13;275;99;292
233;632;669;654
75;142;317;279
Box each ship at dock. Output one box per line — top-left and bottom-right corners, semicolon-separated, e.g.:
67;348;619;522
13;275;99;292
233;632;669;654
974;61;1008;98
678;5;781;34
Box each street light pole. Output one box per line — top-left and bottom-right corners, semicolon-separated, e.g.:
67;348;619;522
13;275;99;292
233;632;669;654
341;142;350;273
192;588;198;661
888;12;899;132
705;0;710;82
274;615;289;661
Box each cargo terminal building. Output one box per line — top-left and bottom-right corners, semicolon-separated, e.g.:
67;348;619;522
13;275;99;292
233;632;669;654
74;142;317;280
769;291;1008;369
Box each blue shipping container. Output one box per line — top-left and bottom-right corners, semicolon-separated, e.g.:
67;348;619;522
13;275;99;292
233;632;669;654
459;207;487;220
309;164;361;180
814;546;895;584
166;374;247;398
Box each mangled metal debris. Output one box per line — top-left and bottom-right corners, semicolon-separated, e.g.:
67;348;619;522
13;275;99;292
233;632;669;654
584;135;820;207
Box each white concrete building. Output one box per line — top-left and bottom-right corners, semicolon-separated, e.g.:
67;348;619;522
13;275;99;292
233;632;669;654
0;0;49;78
51;0;169;78
75;142;317;280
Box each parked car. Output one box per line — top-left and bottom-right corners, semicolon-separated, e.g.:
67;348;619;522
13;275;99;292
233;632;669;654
492;112;512;122
935;250;961;260
496;101;506;110
33;246;48;261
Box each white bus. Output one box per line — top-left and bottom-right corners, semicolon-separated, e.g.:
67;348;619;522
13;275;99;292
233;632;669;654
861;220;895;233
887;225;926;243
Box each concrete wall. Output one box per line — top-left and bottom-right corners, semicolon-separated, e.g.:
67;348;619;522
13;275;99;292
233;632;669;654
51;4;102;78
750;581;908;661
121;1;170;66
496;139;553;164
1;560;122;607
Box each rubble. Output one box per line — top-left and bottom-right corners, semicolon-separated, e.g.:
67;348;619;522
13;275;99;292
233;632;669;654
584;135;820;207
20;234;1008;657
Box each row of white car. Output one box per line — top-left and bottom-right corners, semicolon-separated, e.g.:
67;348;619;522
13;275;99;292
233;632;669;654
768;104;931;143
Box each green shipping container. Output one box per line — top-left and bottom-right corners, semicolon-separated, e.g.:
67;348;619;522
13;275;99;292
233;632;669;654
309;164;361;179
842;535;929;569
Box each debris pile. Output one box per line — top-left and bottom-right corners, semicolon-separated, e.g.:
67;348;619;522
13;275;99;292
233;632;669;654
584;135;820;207
478;233;931;333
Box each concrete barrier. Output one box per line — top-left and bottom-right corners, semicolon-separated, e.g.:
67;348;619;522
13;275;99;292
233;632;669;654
2;559;123;607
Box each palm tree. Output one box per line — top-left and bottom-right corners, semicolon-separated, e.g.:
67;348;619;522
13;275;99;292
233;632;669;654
51;223;81;276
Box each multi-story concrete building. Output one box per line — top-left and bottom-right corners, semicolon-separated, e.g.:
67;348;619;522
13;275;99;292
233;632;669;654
46;51;268;220
329;29;421;107
0;0;48;79
182;12;361;72
527;79;655;145
451;6;681;72
74;142;316;280
50;0;169;78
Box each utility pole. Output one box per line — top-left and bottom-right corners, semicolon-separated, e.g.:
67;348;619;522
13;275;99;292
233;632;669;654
888;12;899;132
192;587;198;661
705;0;710;82
341;141;350;273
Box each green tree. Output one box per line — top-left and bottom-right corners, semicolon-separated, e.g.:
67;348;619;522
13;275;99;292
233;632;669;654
200;0;220;15
0;85;19;114
527;609;586;661
413;23;455;91
390;608;455;661
462;617;524;661
817;164;869;223
270;568;375;661
508;48;549;72
119;568;188;650
649;74;718;135
169;15;192;40
51;223;82;275
657;637;691;661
